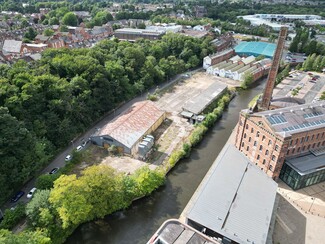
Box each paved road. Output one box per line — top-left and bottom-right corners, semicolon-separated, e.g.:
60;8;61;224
1;68;203;213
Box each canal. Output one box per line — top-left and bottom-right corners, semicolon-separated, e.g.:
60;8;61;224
66;79;266;244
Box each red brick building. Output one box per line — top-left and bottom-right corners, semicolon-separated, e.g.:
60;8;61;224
203;49;235;69
235;102;325;180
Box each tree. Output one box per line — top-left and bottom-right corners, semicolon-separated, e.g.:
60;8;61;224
59;25;68;32
62;12;78;26
43;29;54;36
241;72;254;89
24;27;37;41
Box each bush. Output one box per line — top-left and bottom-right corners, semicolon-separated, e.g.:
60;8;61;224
168;149;186;168
0;203;26;230
189;124;208;147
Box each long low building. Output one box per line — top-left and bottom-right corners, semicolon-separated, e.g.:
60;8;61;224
183;144;278;244
114;28;165;41
182;81;227;116
234;42;276;59
91;101;165;156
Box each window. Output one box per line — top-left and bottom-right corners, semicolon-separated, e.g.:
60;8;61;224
269;165;273;171
254;141;257;146
275;145;279;151
268;140;272;146
322;132;324;138
317;142;321;147
244;133;246;138
256;131;260;137
295;139;298;145
308;144;311;150
246;146;249;151
257;155;260;160
287;150;290;155
300;138;304;143
292;148;295;154
246;124;249;129
242;142;244;147
322;141;325;146
263;159;266;165
259;145;263;151
303;146;306;151
316;134;319;139
312;143;316;148
262;135;265;141
248;137;251;142
305;136;309;142
312;135;314;140
290;140;293;146
251;128;254;133
265;150;269;155
272;155;276;161
297;147;300;153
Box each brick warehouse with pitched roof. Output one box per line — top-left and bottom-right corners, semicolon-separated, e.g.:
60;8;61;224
235;101;325;185
90;101;165;156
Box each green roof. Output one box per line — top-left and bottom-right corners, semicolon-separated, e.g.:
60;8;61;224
235;42;276;58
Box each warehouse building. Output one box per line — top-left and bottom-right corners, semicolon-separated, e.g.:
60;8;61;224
183;144;278;244
114;28;165;41
234;41;276;59
203;48;235;70
181;81;227;120
235;101;325;183
91;101;165;156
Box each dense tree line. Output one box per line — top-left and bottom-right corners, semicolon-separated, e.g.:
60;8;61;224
0;34;213;204
302;53;325;72
289;28;325;56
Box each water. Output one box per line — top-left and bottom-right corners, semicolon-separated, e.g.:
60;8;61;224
66;80;265;244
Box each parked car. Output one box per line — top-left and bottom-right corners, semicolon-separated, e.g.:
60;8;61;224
27;187;37;199
49;167;59;174
11;191;24;202
65;154;72;161
76;145;83;152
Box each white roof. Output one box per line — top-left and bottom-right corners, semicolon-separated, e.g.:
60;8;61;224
2;40;22;53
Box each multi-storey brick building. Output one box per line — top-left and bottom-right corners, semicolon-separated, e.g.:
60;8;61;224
235;101;325;181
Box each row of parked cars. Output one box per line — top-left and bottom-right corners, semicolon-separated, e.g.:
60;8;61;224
9;142;90;204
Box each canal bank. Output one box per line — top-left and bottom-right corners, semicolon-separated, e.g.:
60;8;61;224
66;79;266;244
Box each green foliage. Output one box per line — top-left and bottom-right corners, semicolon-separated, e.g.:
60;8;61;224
276;64;290;85
0;203;26;230
24;27;37;41
35;173;61;190
0;229;50;244
43;28;54;36
241;72;254;89
59;25;68;32
302;53;325;72
291;87;302;97
168;149;186;168
0;34;213;204
256;55;266;61
25;190;51;227
62;12;78;26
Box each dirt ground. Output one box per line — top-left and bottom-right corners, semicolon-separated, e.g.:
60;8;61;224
79;71;229;174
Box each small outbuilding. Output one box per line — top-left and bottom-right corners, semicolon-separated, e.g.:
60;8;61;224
91;101;165;156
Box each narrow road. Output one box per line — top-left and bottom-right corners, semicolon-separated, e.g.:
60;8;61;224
1;68;203;213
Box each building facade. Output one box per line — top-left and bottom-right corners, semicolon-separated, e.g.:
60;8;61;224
235;102;325;181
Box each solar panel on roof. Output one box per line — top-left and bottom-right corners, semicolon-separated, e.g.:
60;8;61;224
267;114;287;125
303;111;323;119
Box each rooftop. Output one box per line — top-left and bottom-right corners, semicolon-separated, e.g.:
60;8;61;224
186;144;277;244
253;101;325;137
97;101;165;149
235;42;276;58
2;39;22;53
182;81;227;115
148;219;219;244
286;150;325;175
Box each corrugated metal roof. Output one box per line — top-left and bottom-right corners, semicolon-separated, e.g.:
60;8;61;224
98;101;164;149
186;144;277;244
235;42;276;58
182;81;227;115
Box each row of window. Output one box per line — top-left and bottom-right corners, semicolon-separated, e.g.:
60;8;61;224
287;141;325;155
290;132;325;146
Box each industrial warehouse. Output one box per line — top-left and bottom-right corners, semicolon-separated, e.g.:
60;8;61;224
90;101;165;157
203;41;277;84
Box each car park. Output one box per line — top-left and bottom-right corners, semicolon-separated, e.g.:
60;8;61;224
27;187;37;199
11;191;24;202
65;154;72;161
49;167;59;174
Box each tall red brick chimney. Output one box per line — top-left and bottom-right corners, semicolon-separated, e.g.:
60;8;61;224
260;27;288;110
